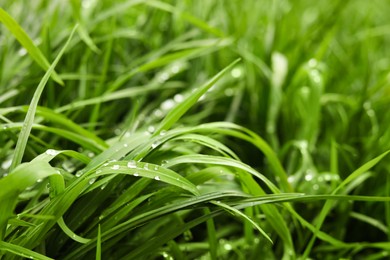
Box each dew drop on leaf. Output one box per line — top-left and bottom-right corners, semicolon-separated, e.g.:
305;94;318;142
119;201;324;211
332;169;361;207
127;160;137;168
46;149;59;156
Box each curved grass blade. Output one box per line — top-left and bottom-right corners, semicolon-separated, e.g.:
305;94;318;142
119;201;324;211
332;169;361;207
9;25;78;171
93;160;199;195
0;161;59;239
57;217;91;244
0;7;63;85
0;241;53;260
212;200;273;244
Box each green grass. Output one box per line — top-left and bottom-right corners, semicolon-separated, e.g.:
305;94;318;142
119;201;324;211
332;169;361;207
1;0;390;259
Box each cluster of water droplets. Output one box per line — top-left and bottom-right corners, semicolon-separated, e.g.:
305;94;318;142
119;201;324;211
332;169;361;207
155;61;187;83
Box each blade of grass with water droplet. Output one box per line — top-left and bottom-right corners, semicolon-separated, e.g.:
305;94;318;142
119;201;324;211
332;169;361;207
0;161;59;240
302;150;390;259
95;161;199;195
0;241;54;260
153;58;241;135
9;25;78;171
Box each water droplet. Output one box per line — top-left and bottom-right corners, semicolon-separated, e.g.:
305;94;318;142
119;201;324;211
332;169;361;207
100;183;107;190
231;67;242;78
123;143;128;147
288;175;295;184
99;215;104;220
87;152;95;158
153;110;162;118
62;161;75;172
124;132;131;138
154;176;160;181
75;171;83;177
151;141;160;149
304;173;313;181
144;163;149;170
158;72;170;82
103;163;109;166
161;160;168;166
114;128;121;135
154;165;158;170
312;184;319;190
133;173;139;177
324;174;332;181
173;94;184;103
82;0;93;9
96;170;102;174
111;165;120;170
89;178;96;184
160;130;167;136
2;125;8;130
224;88;234;96
18;47;27;56
1;158;12;170
308;58;318;68
46;149;59;156
161;99;175;111
148;126;155;134
37;179;43;183
224;243;233;251
127;161;137;168
171;64;180;73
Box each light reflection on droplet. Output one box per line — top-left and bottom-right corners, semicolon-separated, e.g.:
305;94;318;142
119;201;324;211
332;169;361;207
231;68;242;78
161;99;175;110
46;149;59;156
173;94;184;103
151;141;160;149
127;161;137;168
305;173;313;181
148;126;155;134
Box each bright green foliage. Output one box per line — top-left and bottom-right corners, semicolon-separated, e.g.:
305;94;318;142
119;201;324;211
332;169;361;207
1;0;390;259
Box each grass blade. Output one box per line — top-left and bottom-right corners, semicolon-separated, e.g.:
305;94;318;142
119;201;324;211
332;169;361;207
0;241;54;260
153;58;241;135
0;7;63;85
0;161;59;239
9;25;78;171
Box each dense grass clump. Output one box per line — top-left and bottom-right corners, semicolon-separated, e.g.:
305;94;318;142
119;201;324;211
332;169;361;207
1;1;390;259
